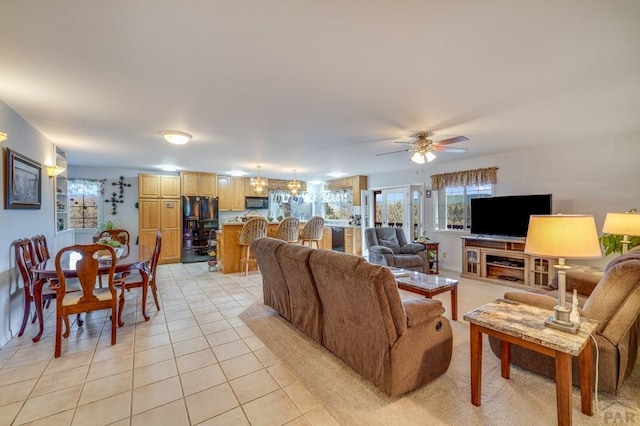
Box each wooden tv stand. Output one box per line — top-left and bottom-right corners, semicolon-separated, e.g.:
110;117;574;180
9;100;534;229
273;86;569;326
461;235;556;287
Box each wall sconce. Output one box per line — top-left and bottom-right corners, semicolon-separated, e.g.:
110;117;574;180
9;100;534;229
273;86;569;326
46;165;65;178
0;132;7;143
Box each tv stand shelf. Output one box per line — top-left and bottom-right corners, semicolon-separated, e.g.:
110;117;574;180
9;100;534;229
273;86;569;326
461;235;556;288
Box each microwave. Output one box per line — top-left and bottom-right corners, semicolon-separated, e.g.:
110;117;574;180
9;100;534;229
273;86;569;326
245;196;269;209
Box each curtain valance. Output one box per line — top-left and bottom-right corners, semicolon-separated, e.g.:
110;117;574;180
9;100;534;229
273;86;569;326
68;178;106;196
430;167;498;190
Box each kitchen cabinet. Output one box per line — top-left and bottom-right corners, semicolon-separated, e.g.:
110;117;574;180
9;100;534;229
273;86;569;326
138;173;182;264
324;175;367;206
344;227;362;255
139;174;180;199
267;179;306;192
217;175;245;211
181;171;217;197
139;198;181;264
321;227;332;250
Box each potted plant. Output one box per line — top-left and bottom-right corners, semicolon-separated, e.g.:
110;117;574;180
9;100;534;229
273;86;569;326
600;234;640;255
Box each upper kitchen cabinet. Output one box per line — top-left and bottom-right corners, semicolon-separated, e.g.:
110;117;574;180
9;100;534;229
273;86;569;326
181;171;217;197
139;174;180;198
325;175;368;205
217;175;246;211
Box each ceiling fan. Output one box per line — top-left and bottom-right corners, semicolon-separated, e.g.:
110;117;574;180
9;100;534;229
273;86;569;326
376;132;469;164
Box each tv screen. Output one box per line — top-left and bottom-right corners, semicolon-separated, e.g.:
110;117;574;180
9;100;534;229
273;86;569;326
470;194;552;237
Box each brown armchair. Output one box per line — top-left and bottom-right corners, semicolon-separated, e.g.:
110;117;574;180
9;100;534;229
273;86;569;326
365;227;428;272
488;246;640;393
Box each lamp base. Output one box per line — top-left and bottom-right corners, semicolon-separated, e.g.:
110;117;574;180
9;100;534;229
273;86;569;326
544;316;580;333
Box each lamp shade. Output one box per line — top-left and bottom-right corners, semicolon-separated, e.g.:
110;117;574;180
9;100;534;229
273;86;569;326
46;165;65;178
524;215;602;259
602;212;640;237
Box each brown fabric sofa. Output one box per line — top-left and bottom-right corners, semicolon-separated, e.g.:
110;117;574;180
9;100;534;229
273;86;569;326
488;246;640;393
252;237;453;396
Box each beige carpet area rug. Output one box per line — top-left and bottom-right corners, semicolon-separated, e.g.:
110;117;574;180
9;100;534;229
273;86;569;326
240;302;640;426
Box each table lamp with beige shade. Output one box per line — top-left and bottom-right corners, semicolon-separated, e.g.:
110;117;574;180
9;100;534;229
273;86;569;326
602;209;640;255
524;215;602;333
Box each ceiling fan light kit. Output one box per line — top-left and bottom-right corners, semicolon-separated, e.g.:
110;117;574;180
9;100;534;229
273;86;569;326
377;132;468;164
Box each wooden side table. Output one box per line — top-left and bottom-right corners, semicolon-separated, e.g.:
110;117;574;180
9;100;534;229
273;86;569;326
464;299;598;426
425;242;439;274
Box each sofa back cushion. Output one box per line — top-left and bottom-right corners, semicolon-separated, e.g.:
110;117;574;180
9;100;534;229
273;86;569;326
583;258;640;339
309;250;407;384
252;238;291;320
276;242;322;343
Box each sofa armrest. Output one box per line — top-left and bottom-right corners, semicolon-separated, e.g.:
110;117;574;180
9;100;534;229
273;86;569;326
370;245;394;255
504;291;559;311
550;270;602;296
401;243;426;255
403;298;445;327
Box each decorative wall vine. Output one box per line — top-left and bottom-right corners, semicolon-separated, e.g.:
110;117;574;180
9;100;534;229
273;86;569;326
105;176;131;215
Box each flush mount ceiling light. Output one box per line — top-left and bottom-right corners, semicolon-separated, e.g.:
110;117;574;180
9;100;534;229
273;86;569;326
160;130;192;145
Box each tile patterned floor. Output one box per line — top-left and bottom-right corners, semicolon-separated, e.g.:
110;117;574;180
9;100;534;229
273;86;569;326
0;263;339;426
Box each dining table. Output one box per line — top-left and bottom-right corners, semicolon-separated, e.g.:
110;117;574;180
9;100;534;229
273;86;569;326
30;244;153;343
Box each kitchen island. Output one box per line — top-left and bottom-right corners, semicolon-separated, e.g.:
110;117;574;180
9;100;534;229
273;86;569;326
217;221;362;274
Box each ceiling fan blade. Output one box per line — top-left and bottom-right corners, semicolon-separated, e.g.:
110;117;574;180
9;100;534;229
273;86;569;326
376;148;411;156
434;136;469;146
433;146;466;153
393;141;413;145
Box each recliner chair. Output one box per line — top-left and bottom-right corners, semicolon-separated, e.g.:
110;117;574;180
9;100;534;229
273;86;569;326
365;227;429;272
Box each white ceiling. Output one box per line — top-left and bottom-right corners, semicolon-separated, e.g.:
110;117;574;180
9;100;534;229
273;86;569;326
1;1;638;182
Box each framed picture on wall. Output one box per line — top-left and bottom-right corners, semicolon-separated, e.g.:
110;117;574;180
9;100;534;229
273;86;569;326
4;148;42;209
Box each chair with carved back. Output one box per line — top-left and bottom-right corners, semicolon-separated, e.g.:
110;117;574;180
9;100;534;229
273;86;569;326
300;216;325;248
54;244;121;357
31;234;50;263
31;234;55;309
114;231;162;326
13;238;57;337
238;217;268;276
98;229;131;256
274;217;300;243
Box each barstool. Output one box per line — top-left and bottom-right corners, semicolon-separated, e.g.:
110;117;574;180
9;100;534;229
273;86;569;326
274;217;300;243
239;217;268;276
300;216;325;248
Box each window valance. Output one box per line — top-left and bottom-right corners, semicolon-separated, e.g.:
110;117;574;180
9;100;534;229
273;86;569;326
68;178;106;196
430;167;498;190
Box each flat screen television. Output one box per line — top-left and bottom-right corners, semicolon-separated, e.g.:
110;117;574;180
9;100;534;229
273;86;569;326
470;194;552;237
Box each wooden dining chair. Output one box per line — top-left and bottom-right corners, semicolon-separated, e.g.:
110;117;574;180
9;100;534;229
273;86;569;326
13;238;57;337
31;234;50;263
98;229;131;245
54;244;121;358
115;231;162;326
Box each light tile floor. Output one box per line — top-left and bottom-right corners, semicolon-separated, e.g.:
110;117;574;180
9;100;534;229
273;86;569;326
0;262;339;426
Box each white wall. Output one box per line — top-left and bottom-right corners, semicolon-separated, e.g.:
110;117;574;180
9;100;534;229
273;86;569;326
0;100;57;346
368;136;640;271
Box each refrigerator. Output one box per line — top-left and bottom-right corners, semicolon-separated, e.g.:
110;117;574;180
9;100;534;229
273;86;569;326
182;195;219;263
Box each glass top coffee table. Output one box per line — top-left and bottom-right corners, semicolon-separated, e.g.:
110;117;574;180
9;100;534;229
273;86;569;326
390;268;459;320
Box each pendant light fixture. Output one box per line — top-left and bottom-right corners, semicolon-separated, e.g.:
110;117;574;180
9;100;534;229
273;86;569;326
287;169;302;195
250;166;268;193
